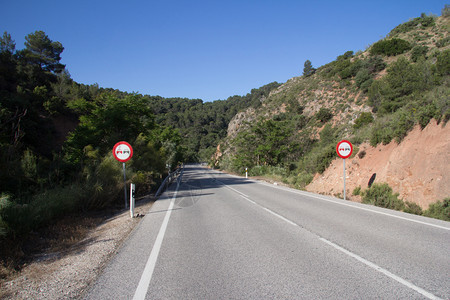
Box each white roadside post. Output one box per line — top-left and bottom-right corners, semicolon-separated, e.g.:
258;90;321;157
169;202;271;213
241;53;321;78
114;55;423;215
130;183;135;218
245;167;248;179
336;140;353;201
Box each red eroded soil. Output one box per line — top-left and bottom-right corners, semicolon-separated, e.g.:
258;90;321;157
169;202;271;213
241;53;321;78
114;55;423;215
306;120;450;209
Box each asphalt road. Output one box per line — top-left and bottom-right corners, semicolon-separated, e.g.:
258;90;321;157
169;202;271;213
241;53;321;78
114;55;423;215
85;165;450;299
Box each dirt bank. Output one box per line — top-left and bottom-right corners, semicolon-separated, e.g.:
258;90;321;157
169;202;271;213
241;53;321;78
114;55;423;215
306;119;450;209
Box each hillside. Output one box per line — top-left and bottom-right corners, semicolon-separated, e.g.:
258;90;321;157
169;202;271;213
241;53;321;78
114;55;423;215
214;11;449;212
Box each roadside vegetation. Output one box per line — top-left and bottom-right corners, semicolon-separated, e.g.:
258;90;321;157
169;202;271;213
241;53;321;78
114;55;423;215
0;31;187;251
352;183;449;221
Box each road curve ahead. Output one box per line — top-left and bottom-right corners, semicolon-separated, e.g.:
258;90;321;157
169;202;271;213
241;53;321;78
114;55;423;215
86;164;450;299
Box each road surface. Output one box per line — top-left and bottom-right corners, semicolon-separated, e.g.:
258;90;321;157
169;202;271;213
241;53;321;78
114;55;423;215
85;165;450;299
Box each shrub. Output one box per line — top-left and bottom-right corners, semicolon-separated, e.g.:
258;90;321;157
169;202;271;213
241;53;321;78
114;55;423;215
314;144;337;174
316;107;333;123
389;14;436;36
410;45;428;62
82;155;124;209
339;59;364;79
416;103;437;129
436;36;450;48
355;69;372;90
0;186;82;237
362;183;405;211
423;198;449;221
366;55;387;73
370;38;412;56
403;201;423;215
29;185;82;227
353;112;374;129
370;119;394;146
436;49;450;76
0;194;13;238
292;171;313;189
357;150;366;159
391;109;415;142
352;186;361;196
443;4;450;17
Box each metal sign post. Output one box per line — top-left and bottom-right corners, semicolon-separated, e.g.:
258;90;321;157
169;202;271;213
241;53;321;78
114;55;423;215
123;163;127;208
113;141;134;209
336;140;353;201
343;158;346;201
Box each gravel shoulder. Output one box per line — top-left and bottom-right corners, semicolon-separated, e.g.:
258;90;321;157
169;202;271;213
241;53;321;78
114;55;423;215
0;196;155;300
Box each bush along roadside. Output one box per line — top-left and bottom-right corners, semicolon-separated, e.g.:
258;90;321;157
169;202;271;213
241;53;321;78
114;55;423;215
354;183;449;221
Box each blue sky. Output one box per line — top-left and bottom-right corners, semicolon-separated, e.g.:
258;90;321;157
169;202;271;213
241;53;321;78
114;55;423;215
1;0;447;101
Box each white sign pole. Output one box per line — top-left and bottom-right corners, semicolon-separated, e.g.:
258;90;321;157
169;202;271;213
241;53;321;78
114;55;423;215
343;159;346;201
130;183;135;218
123;163;128;209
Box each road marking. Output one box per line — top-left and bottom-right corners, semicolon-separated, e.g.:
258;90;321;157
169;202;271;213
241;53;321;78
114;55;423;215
217;181;256;204
133;177;181;300
319;238;442;300
258;181;450;231
216;176;442;300
262;207;298;226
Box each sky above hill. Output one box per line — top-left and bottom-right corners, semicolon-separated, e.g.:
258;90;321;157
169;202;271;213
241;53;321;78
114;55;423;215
1;0;447;101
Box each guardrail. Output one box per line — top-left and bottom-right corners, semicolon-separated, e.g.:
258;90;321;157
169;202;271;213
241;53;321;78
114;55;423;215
155;166;183;198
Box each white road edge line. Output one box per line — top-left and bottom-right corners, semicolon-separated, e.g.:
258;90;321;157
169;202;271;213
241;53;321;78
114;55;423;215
133;177;181;300
218;177;442;300
319;238;442;300
259;181;450;231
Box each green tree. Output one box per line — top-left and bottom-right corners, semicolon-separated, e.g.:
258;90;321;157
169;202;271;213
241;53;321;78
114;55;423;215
0;32;18;92
443;4;450;17
0;31;15;53
23;31;65;73
65;94;155;164
303;60;315;77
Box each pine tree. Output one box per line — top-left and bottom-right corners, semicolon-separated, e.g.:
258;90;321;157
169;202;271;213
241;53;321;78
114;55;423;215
303;60;315;77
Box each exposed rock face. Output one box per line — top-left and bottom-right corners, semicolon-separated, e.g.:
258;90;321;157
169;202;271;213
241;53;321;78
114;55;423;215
306;119;450;208
227;107;256;138
213;144;222;167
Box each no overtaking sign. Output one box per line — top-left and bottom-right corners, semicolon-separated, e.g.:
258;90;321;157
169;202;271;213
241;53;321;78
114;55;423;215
336;140;353;159
113;141;133;162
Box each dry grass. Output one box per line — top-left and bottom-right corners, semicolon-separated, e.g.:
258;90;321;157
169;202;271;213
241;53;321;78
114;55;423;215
0;195;155;299
0;213;104;282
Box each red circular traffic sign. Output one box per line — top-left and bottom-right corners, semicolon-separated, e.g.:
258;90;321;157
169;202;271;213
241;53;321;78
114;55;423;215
112;141;133;162
336;140;353;159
